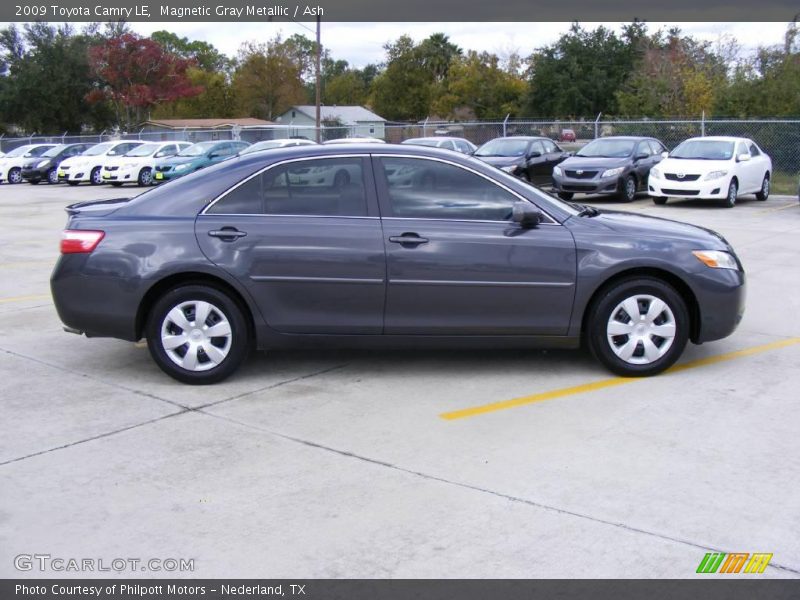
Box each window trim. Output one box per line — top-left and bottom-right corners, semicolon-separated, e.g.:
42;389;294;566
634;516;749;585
201;154;376;218
371;154;559;225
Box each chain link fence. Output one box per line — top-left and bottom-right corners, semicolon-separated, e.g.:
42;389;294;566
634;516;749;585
3;118;799;177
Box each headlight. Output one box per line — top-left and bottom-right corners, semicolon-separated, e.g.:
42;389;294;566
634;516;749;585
175;164;189;171
500;165;517;173
601;167;624;178
553;166;563;176
692;250;739;270
704;170;728;181
650;168;661;179
36;160;49;168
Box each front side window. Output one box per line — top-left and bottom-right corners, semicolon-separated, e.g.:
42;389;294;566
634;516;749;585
542;140;558;153
380;157;519;221
208;157;368;217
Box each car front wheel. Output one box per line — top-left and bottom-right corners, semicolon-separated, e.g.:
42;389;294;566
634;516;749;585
47;169;58;184
755;174;770;201
619;175;637;202
722;179;738;208
138;167;153;186
588;277;689;377
8;168;23;184
90;167;103;185
145;285;250;384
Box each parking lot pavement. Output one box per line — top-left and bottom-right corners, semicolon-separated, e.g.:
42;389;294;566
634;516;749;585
1;183;799;578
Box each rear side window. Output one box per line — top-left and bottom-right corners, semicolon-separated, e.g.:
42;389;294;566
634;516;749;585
379;157;519;221
749;143;760;156
208;157;368;217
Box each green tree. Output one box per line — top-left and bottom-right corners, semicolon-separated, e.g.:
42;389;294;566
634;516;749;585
150;30;230;72
369;35;435;121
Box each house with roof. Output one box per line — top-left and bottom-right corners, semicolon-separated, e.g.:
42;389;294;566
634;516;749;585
276;106;386;139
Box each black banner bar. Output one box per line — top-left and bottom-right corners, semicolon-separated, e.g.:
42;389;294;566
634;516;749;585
3;0;799;22
2;580;800;600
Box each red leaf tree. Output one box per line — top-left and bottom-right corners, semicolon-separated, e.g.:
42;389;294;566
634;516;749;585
87;33;203;129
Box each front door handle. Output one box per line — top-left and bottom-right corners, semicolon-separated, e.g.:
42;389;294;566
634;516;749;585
389;233;429;246
208;228;247;241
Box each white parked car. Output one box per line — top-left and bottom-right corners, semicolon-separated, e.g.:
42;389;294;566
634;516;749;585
240;138;316;155
401;136;477;154
649;136;772;208
57;141;145;186
0;144;57;184
101;141;191;186
322;137;386;144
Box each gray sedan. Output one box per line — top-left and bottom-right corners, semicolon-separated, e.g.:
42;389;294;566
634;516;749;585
51;145;745;384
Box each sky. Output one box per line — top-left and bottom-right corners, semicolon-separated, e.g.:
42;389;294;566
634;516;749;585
119;21;792;67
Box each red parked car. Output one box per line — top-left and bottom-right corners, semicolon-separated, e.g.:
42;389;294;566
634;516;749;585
560;129;577;142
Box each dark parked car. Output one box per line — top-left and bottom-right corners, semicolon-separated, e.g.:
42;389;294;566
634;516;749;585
21;143;93;184
473;136;570;185
552;136;667;202
52;145;745;384
153;141;250;182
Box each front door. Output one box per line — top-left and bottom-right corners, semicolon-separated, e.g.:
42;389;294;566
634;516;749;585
196;156;386;334
374;156;577;335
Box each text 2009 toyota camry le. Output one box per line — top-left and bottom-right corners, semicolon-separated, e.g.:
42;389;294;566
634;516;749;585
51;144;745;384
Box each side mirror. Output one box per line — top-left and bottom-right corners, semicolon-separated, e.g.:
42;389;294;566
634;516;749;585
512;201;542;228
635;153;648;161
737;153;751;162
527;151;542;159
661;151;669;159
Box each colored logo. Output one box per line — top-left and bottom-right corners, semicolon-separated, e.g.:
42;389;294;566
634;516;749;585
696;552;773;574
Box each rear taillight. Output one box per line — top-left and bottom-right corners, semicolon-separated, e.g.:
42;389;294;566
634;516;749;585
60;230;105;254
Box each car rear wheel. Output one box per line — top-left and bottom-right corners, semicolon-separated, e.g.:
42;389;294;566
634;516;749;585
90;167;102;185
8;168;22;184
47;169;58;184
138;167;153;186
557;191;573;201
587;277;688;377
619;175;637;202
722;179;738;208
145;285;250;384
652;196;668;205
755;174;770;201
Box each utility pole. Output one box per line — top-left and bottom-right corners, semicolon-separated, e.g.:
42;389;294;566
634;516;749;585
315;15;321;143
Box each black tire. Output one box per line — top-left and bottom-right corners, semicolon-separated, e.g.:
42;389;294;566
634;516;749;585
618;175;637;202
755;174;770;201
47;169;58;184
652;196;668;205
137;167;153;186
90;167;103;186
587;277;689;377
557;191;574;201
145;285;250;384
67;181;80;186
8;167;22;184
722;179;738;208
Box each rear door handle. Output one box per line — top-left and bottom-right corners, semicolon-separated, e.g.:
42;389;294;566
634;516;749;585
389;233;429;246
208;228;247;241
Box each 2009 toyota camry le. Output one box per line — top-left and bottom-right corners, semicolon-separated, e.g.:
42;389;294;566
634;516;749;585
51;144;746;384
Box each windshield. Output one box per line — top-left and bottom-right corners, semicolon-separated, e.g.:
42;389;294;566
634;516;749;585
42;145;69;158
178;142;217;157
670;140;734;160
474;138;530;157
576;139;635;158
125;144;158;157
6;145;40;158
82;143;116;156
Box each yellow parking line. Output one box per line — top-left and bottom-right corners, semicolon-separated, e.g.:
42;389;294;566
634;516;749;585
757;202;797;214
0;293;51;304
439;337;800;421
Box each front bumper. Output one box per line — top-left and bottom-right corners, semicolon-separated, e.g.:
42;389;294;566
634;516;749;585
693;267;746;343
153;168;186;182
102;166;137;183
552;173;621;195
649;176;729;199
22;167;48;181
57;167;91;183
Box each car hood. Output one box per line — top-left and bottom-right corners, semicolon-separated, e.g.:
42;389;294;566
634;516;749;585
23;157;53;168
571;209;731;249
59;155;94;168
474;156;525;168
659;157;730;173
559;156;629;170
159;156;202;167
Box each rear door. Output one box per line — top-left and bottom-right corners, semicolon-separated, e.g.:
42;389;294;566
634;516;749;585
196;155;386;334
374;155;577;335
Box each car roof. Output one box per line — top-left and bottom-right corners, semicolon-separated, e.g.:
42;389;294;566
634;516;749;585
681;136;750;143
592;136;655;141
